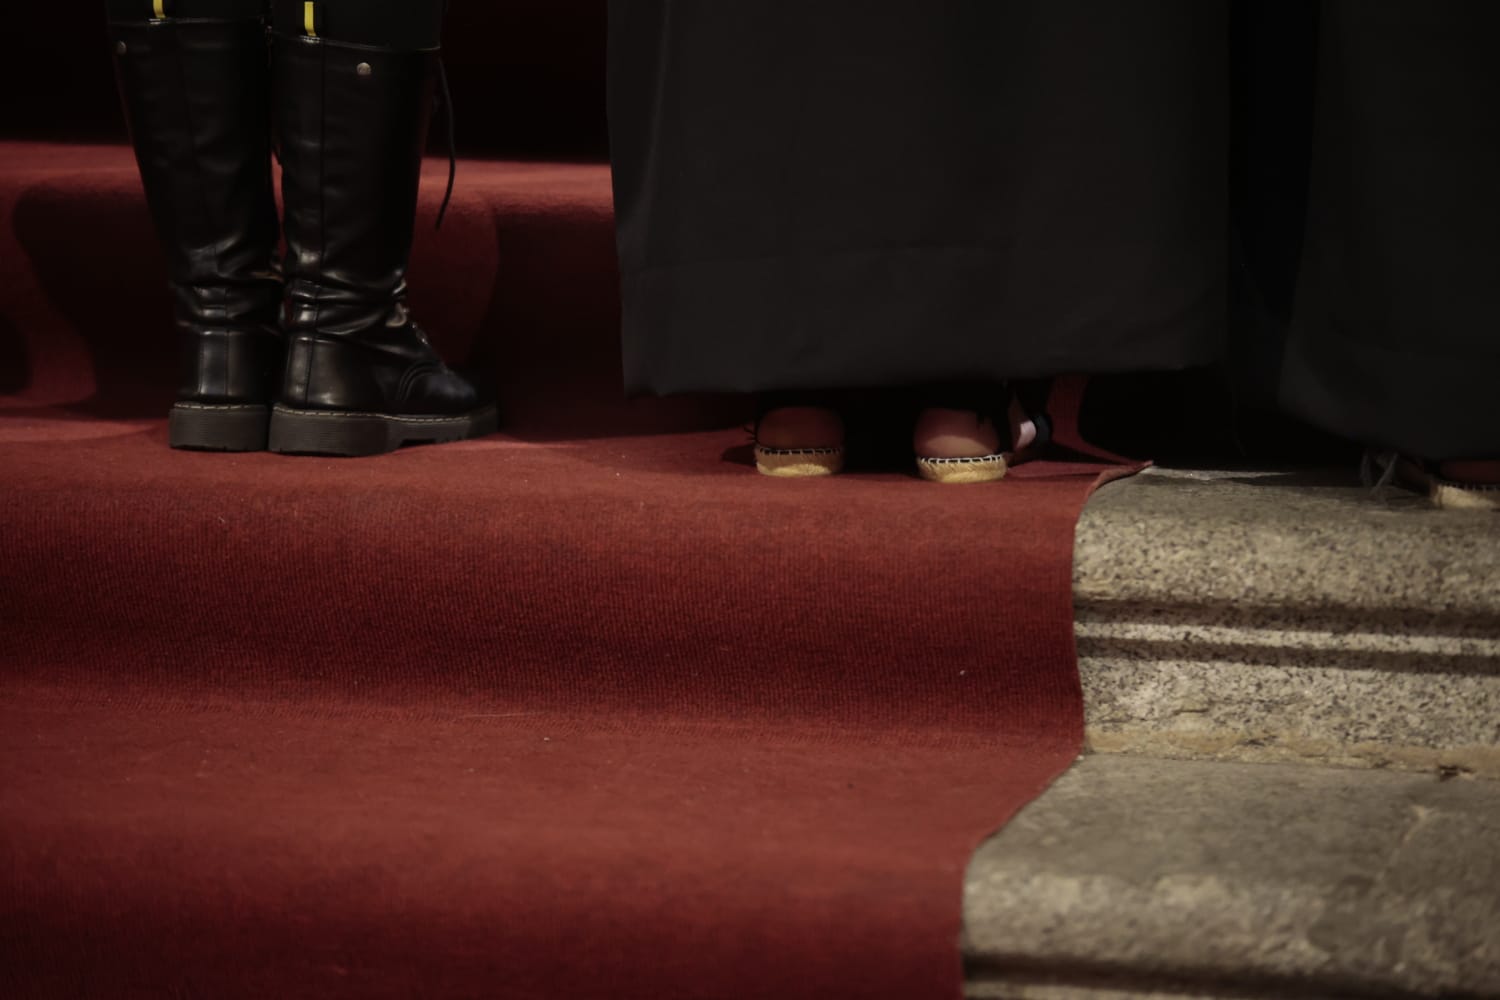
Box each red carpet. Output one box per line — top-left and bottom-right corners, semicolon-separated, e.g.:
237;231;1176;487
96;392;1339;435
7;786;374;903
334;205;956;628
0;143;1126;998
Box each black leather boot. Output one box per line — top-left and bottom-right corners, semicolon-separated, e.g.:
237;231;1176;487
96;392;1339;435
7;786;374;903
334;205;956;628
267;29;495;457
109;1;283;451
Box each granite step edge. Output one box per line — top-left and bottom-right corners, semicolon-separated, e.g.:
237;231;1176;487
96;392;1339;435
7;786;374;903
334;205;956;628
963;755;1500;1000
1072;467;1500;620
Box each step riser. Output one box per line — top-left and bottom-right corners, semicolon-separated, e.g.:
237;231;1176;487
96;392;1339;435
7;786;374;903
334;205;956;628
1071;469;1500;776
1077;604;1500;777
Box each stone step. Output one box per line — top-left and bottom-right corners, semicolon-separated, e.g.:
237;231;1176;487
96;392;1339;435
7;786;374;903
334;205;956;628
963;754;1500;999
1072;468;1500;777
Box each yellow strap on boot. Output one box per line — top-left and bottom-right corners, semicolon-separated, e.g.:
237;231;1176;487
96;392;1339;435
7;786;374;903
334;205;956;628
304;2;317;36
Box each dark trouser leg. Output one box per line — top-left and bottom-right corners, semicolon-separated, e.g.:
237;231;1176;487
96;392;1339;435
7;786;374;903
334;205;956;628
265;0;495;457
1280;0;1500;460
107;0;282;451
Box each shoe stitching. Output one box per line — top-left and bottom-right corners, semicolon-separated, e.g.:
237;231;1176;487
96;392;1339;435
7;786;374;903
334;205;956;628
174;402;267;412
753;445;843;457
917;454;1005;465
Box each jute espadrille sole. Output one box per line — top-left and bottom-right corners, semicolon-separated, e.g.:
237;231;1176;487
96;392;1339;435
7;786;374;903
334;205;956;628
916;453;1009;484
754;444;845;478
1393;456;1500;512
1430;479;1500;511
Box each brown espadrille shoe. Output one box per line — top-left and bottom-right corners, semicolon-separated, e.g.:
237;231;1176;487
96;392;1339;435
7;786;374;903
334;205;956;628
754;403;845;477
913;384;1051;485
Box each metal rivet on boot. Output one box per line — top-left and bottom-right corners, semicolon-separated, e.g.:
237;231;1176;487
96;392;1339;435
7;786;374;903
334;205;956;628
356;62;372;77
115;41;128;55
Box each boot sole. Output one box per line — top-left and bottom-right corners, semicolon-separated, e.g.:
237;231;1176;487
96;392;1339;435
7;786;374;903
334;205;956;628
169;402;270;452
267;404;499;457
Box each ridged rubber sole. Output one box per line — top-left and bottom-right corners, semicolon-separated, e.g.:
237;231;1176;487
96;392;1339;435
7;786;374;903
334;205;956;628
753;444;844;478
169;402;270;452
267;403;499;457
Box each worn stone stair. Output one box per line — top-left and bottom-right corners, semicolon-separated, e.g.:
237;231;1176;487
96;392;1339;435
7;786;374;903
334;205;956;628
1075;467;1500;777
962;468;1500;999
965;754;1500;999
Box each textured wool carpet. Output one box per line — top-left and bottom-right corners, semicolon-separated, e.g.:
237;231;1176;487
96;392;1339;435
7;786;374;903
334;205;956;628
0;143;1129;999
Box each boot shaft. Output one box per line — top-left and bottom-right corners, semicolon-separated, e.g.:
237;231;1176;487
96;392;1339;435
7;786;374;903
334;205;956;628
110;10;283;409
110;13;281;330
273;33;439;338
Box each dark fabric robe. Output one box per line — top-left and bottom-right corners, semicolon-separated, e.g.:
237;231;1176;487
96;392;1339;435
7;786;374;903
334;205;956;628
610;0;1499;459
609;1;1228;395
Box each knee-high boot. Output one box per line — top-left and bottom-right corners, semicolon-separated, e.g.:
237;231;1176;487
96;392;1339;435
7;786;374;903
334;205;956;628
109;0;282;451
266;12;494;457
